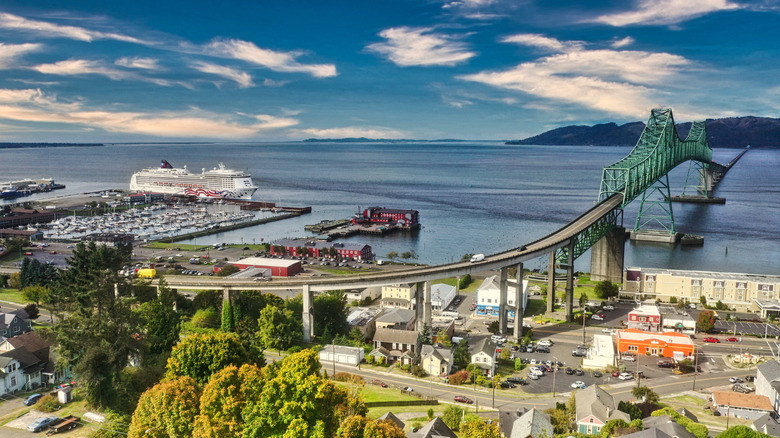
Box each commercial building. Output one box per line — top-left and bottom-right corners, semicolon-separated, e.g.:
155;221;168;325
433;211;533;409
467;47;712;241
381;283;416;310
712;391;775;420
431;283;456;313
318;344;364;366
218;257;301;277
615;329;694;358
353;207;420;229
125;192;164;205
623;267;780;313
627;304;662;332
269;239;374;261
583;334;616;369
475;276;529;317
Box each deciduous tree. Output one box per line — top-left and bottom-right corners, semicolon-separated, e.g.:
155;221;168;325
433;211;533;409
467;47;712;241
594;280;618;299
193;364;265;438
128;376;201;438
165;332;249;384
137;277;180;357
696;310;716;333
337;416;405;438
461;417;501;437
256;305;302;351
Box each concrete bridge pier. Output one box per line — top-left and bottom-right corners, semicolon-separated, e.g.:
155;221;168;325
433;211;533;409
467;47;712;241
423;281;432;333
302;284;314;342
499;267;508;334
564;240;575;323
513;262;524;340
546;252;556;314
590;227;626;283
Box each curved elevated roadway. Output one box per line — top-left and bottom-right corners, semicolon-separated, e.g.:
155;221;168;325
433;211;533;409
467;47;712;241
162;194;624;293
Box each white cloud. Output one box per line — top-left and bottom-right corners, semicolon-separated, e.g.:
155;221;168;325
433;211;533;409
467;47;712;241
611;37;635;48
501;34;575;52
459;36;691;117
204;38;337;78
0;12;148;44
115;57;161;70
592;0;741;26
32;59;130;80
262;78;290;87
443;0;497;8
0;88;299;138
293;126;406;139
366;27;476;67
191;61;254;88
0;43;41;68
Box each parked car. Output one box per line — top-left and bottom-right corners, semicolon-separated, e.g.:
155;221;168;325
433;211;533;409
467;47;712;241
575;368;584;376
703;337;720;343
602;328;615;334
27;416;60;432
537;339;554;347
725;337;739;342
733;384;752;393
565;367;574;375
729;377;744;383
535;346;550;353
500;381;516;389
593;371;603;378
572;349;586;357
507;377;527;385
657;360;674;368
23;393;43;406
454;395;473;404
603;305;615;311
528;373;539;380
621;354;636;362
612;371;621;377
591;314;605;320
618;372;634;380
745;375;755;382
571;381;586;389
526;345;535;353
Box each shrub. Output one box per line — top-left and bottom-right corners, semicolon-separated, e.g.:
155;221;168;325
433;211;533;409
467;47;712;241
514;358;524;371
36;394;60;413
427;408;434;420
448;370;470;385
190;307;220;328
410;365;426;377
287;346;302;354
401;364;411;371
365;355;374;365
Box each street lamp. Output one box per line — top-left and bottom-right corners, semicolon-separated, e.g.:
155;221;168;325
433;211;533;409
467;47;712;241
692;345;699;390
552;356;558;397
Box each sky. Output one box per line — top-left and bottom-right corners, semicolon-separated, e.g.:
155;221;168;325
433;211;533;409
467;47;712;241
0;0;779;142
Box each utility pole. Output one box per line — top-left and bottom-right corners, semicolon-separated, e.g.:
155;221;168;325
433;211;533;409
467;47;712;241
552;357;558;397
692;345;699;390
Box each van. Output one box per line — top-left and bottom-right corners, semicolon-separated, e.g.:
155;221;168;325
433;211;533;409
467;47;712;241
491;335;507;344
452;336;464;344
470;254;485;263
376;260;385;265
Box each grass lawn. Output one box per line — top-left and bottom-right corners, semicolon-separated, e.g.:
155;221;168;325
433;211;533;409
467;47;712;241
0;288;29;305
662;395;707;407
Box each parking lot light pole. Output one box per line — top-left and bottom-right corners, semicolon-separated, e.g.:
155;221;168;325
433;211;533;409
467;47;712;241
692;345;699;390
552;356;558;397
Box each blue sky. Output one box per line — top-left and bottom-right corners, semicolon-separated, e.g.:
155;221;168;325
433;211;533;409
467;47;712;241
0;0;778;142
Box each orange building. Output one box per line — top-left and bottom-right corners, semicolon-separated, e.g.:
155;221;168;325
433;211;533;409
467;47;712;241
616;328;694;358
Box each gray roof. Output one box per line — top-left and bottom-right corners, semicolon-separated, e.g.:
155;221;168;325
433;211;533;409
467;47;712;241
501;408;553;438
752;413;780;436
575;384;630;424
376;308;416;325
757;359;780;383
421;345;452;365
373;327;418;345
378;411;405;430
618;428;673;438
675;408;698;423
642;416;696;438
407;417;457;438
470;337;496;357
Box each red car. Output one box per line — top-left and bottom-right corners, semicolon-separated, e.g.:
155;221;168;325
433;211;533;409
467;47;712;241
703;337;720;343
612;371;620;377
454;396;473;404
725;337;739;342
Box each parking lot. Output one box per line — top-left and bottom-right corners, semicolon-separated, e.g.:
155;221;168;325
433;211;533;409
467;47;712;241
713;320;780;337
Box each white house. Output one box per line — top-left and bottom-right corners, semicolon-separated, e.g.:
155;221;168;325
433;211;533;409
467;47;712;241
756;359;780;415
470;338;497;377
476;276;529;317
0;356;24;396
583;334;616;369
431;284;457;313
319;344;364;366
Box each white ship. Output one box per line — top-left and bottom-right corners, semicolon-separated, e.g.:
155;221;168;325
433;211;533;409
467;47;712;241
129;160;257;199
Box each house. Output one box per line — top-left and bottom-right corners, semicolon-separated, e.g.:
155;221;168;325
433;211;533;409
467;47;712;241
375;308;416;331
370;327;418;365
347;307;382;341
627;304;662;332
755;359;780;414
499;407;554;438
381;284;416;310
711;391;775;420
420;344;452;376
616;429;673;438
318;344;364;366
475;276;528;317
407;417;457;438
642;415;695;438
377;412;404;430
470;338;497;377
344;287;381;303
575;384;630;434
752;413;780;436
0;355;24;395
431;284;456;313
0;331;70;391
675;408;698;423
0;309;32;338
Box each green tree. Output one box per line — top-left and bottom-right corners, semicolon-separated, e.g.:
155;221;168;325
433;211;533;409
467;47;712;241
314;291;349;339
128;376;201;438
487;320;499;334
437;329;451;348
20;257;59;288
453;338;470;368
337;416;405;438
193;363;265;438
579;291;589;309
137;277;180;356
458;274;472;289
461;417;501;437
594;280;619;299
618;400;643;421
696;310;716;333
715;426;771;438
545;407;571;434
257;305;303;351
23;303;39;319
632;386;660;404
221;299;235;332
49;241;140;408
400;250;417;261
191;307;220;328
216;264;240;277
441;405;464;431
461;253;474;262
600;419;630;438
385;251;398;261
165;332;249;384
700;295;707;306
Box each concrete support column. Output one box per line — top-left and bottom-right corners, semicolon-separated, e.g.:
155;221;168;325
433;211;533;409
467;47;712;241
423;281;432;332
565;240;575;323
499;267;508;334
415;282;424;328
222;287;231;303
546;252;556;314
590;227;626;283
513;263;524;340
302;284;314;342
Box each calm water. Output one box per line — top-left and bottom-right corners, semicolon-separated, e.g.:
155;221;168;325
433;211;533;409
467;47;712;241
1;143;778;275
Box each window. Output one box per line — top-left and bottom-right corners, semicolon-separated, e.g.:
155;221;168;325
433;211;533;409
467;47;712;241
628;345;638;351
10;376;16;387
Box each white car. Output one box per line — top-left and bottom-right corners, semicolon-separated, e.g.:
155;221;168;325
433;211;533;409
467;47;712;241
529;367;544;376
538;339;554;347
621;354;636;362
603;305;615;311
571;381;586;389
618;372;634;380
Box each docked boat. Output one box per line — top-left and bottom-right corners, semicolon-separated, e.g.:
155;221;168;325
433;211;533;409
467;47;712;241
0;186;32;199
129;160;257;199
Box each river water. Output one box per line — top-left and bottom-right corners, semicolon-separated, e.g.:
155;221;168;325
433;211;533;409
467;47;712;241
1;142;777;275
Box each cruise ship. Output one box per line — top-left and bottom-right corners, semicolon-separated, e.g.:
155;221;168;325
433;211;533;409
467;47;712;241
129;160;257;199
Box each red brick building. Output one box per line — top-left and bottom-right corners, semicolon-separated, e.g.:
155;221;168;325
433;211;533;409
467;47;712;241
270;239;373;261
353;207;419;229
627;304;662;332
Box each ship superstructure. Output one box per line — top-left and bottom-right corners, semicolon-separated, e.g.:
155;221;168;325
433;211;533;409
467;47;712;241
129;160;257;199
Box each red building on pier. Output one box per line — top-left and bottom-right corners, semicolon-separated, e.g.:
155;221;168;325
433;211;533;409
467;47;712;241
353;207;419;229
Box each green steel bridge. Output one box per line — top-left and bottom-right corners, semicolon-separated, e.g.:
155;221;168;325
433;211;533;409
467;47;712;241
162;108;744;338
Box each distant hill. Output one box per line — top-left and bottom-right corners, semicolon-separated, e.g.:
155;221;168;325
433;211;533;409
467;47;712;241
303;138;467;143
507;116;780;148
